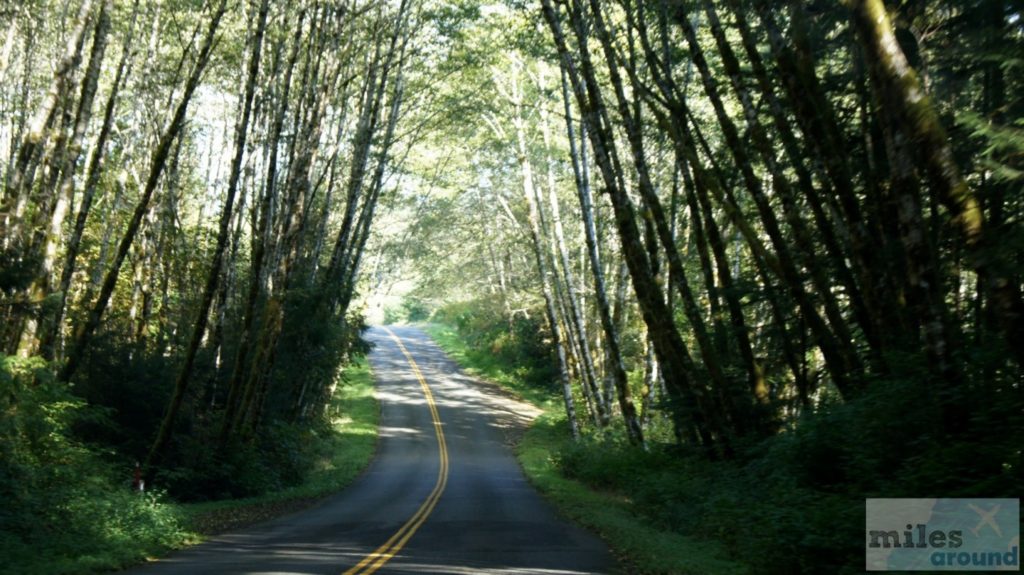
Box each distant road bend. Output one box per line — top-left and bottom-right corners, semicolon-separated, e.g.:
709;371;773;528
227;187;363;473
120;325;614;574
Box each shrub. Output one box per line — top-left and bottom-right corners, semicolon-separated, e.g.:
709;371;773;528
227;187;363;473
0;354;187;573
433;297;557;388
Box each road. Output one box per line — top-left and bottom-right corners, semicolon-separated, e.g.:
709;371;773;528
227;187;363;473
120;325;614;574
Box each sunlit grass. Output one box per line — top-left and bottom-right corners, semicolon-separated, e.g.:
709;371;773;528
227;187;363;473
421;322;559;409
424;322;747;574
180;359;379;527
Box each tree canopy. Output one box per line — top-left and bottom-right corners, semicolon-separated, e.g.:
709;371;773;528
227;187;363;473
1;0;1021;572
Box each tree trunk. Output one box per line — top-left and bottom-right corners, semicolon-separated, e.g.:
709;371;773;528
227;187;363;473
542;0;723;452
511;61;580;440
560;66;643;446
221;9;307;441
2;0;94;251
18;0;112;358
591;0;746;436
541;88;608;426
665;5;862;397
146;0;269;473
849;0;1024;370
61;0;228;383
708;0;885;368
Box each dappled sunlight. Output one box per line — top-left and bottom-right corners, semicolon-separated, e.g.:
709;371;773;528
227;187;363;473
113;326;611;575
374;389;428;407
378;425;426;438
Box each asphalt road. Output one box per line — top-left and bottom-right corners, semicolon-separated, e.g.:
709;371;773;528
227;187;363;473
120;325;614;575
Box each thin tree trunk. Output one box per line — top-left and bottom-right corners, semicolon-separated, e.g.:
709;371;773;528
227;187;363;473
541;89;608;426
661;5;861;397
61;0;228;383
543;0;722;452
511;63;580;439
18;0;112;358
591;0;743;436
221;9;307;441
707;0;885;368
2;0;94;250
560;67;643;445
146;0;269;473
849;0;1024;369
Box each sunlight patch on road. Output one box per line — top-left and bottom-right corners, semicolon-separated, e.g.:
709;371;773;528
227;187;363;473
341;327;450;575
369;564;600;574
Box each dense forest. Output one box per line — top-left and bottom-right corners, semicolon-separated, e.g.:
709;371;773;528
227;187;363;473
1;0;411;568
1;0;1021;573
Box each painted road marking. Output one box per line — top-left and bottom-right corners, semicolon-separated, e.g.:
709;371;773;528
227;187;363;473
342;327;449;575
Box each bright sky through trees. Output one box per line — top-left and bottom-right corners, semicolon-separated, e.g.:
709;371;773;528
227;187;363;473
1;0;1021;572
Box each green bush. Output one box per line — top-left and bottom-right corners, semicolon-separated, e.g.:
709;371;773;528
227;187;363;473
0;354;188;574
552;358;1023;574
432;308;1022;574
432;298;557;389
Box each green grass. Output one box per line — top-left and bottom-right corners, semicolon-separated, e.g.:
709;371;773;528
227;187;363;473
6;360;380;575
423;322;748;575
180;359;379;533
421;323;558;409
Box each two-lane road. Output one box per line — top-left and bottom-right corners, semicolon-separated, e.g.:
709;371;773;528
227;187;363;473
120;325;614;574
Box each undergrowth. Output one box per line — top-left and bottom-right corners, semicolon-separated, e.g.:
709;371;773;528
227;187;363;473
423;298;750;574
0;357;378;574
425;297;1022;575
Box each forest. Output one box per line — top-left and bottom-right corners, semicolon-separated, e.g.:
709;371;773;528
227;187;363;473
1;0;1021;573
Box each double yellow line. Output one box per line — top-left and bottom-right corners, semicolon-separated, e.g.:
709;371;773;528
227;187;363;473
343;327;449;575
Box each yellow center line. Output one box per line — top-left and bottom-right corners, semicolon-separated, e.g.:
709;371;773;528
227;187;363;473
342;327;449;575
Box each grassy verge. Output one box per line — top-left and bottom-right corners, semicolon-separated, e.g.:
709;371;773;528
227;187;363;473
422;322;558;409
10;360;379;575
178;359;379;536
422;322;748;575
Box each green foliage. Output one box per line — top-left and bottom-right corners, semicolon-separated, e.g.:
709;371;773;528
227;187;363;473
430;298;558;393
0;247;38;294
152;307;371;501
180;359;379;534
0;355;188;574
555;357;1023;574
0;352;380;573
383;297;432;324
153;422;319;501
432;312;1023;574
63;280;372;501
429;324;747;574
519;414;748;575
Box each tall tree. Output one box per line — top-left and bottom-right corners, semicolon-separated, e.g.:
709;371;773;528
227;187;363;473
146;0;269;472
60;0;229;382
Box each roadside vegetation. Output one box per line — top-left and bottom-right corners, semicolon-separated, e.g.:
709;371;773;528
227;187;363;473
424;315;748;574
367;0;1023;572
2;0;408;571
2;0;1021;572
0;358;378;575
418;295;1020;575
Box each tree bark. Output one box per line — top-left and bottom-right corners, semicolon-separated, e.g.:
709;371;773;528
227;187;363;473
849;0;1024;369
542;0;723;452
510;58;580;440
2;0;94;252
146;0;269;473
560;66;643;445
18;0;112;358
61;0;228;383
666;5;862;397
541;86;608;426
221;8;307;441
